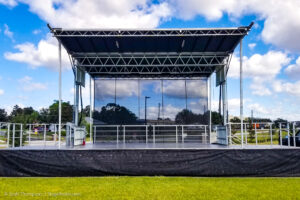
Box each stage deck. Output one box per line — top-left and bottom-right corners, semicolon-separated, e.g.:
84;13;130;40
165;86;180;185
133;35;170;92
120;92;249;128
3;142;296;150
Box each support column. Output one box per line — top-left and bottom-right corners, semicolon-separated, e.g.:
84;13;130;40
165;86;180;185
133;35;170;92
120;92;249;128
161;80;164;120
89;75;93;143
74;70;79;126
208;76;212;144
222;81;227;125
240;40;244;148
138;79;140;119
58;41;62;149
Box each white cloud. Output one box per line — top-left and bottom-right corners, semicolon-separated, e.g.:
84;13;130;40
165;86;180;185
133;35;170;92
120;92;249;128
228;51;290;80
94;79;138;100
248;43;256;50
4;34;70;70
189;100;208;114
32;29;41;34
211;98;248;113
155;79;207;99
168;0;237;21
0;89;4;95
272;80;300;97
249;80;272;96
13;0;172;29
228;51;291;96
3;24;14;42
146;104;181;120
285;57;300;80
2;0;300;53
3;0;171;70
0;0;17;7
167;0;300;53
18;76;47;91
247;103;269;115
244;102;300;121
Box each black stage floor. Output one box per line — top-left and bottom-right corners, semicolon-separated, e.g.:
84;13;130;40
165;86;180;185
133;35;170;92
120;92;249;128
0;146;300;177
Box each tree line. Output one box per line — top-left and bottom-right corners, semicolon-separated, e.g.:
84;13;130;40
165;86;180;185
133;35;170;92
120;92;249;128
0;101;73;124
0;101;287;126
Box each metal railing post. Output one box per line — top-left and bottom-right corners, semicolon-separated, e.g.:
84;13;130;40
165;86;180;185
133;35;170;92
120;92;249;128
270;123;273;146
12;123;15;148
279;123;282;147
287;123;290;147
229;123;232;145
255;123;257;146
146;125;148;144
54;124;57;146
182;126;184;144
29;124;31;145
293;122;296;147
93;126;96;144
117;126;119;144
245;124;247;146
175;126;178;144
44;124;46;147
153;125;156;144
20;124;23;147
58;124;61;149
7;123;10;148
123;126;126;145
204;125;207;144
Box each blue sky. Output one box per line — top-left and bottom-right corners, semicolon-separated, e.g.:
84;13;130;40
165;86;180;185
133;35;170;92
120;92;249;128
0;0;300;120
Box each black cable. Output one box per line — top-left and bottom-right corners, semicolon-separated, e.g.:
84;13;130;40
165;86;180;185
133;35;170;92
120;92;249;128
78;86;83;126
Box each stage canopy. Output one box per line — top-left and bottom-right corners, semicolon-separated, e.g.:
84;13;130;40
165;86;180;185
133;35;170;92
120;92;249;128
49;23;253;78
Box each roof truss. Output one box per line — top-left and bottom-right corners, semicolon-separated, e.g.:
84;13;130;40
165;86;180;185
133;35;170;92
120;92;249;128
51;27;249;37
71;53;228;78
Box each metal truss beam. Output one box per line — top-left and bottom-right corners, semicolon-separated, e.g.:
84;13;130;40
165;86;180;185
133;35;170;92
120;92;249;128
51;26;252;37
72;53;228;78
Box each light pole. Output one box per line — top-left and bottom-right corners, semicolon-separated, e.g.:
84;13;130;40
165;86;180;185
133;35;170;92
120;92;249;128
145;96;150;125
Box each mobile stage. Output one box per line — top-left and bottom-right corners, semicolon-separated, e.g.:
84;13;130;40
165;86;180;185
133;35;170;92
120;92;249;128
1;22;300;177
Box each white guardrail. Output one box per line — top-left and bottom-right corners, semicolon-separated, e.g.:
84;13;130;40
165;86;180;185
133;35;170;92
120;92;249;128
93;125;208;145
1;121;299;149
0;122;69;149
227;122;300;147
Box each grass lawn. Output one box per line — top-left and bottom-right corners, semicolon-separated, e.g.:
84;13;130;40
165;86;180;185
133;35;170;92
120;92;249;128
0;177;300;200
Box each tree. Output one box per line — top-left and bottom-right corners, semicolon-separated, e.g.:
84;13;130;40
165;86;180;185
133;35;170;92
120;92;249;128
0;109;8;122
274;118;287;128
10;105;23;118
46;101;73;123
230;116;241;123
82;105;90;116
39;108;50;123
94;103;137;124
211;111;222;125
175;109;198;124
10;106;39;124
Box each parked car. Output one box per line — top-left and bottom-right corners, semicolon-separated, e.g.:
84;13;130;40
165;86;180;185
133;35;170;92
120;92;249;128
282;130;300;147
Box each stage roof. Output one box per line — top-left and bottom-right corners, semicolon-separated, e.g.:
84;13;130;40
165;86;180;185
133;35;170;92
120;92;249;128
49;23;253;78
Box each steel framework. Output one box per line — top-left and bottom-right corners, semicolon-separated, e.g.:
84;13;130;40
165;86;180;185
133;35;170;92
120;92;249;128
49;23;253;145
50;27;249;37
70;53;228;77
50;23;253;78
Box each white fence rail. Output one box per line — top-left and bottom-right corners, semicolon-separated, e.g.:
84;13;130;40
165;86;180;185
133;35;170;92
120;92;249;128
1;121;299;149
228;122;300;147
0;122;68;149
93;125;208;145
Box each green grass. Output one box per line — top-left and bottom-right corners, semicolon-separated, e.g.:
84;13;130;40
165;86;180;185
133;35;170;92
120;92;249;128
0;177;300;200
